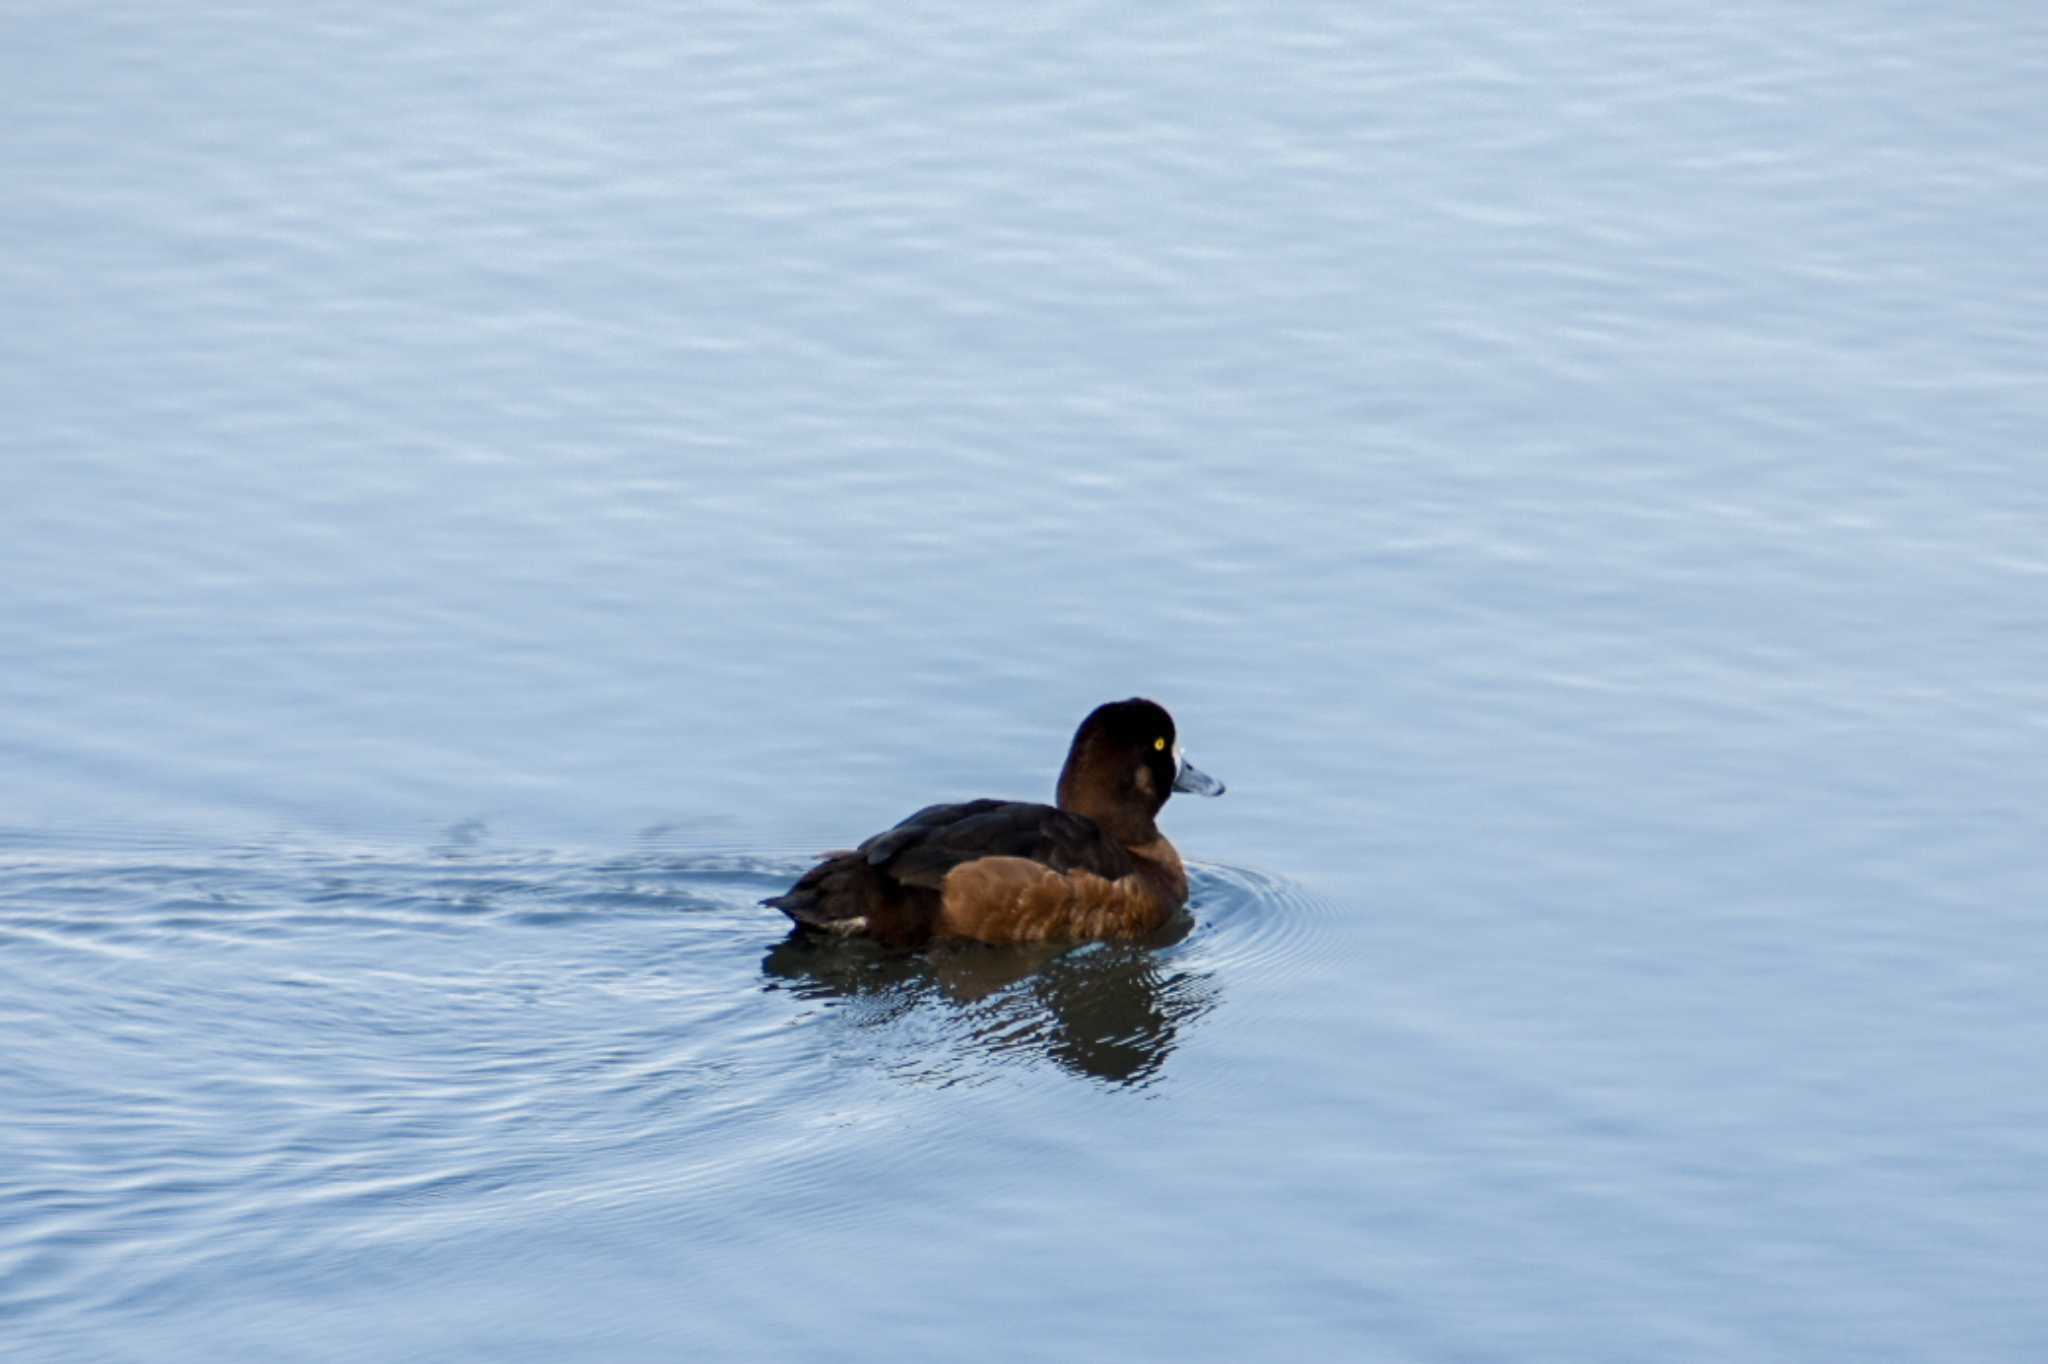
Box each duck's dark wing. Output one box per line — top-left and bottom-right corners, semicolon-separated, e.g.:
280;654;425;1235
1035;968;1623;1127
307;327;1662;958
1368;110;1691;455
857;799;1136;889
765;799;1135;944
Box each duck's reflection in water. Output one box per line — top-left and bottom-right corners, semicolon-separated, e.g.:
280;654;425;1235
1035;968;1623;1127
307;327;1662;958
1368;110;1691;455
761;915;1219;1087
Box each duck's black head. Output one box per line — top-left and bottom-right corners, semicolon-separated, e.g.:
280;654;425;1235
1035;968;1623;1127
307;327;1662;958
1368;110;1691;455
1055;697;1224;842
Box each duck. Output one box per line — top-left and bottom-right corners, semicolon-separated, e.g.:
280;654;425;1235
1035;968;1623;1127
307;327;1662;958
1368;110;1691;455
764;698;1225;946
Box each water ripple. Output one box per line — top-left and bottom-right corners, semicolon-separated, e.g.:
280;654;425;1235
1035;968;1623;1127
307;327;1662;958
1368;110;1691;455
0;836;1310;1336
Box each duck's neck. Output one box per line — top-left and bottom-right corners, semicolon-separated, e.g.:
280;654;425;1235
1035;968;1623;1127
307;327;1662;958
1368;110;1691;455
1067;801;1159;848
1056;777;1160;848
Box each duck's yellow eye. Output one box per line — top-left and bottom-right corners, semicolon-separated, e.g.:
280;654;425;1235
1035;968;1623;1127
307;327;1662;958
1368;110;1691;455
1154;737;1167;751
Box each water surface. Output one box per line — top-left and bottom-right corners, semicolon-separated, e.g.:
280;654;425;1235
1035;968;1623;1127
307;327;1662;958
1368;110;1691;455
5;2;2047;1359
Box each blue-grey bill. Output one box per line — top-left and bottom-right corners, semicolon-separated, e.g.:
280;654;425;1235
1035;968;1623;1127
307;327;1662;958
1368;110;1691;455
1173;758;1225;797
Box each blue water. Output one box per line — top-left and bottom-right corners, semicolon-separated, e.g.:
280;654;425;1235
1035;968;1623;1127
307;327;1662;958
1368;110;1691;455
6;3;2047;1359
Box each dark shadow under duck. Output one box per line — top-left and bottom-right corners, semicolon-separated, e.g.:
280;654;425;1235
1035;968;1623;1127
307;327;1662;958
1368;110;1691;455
764;698;1224;946
761;917;1218;1086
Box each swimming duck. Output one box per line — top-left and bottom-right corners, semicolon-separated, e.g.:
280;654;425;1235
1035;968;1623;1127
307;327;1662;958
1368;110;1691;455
765;698;1225;945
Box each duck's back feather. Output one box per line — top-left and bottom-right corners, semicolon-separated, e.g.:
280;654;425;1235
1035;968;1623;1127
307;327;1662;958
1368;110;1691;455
765;799;1135;944
859;799;1136;886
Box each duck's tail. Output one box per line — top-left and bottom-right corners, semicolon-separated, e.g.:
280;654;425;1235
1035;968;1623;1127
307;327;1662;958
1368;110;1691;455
764;852;943;945
763;853;876;936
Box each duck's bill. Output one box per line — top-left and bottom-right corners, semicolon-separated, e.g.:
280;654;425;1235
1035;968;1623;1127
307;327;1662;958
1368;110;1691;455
1172;758;1225;797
